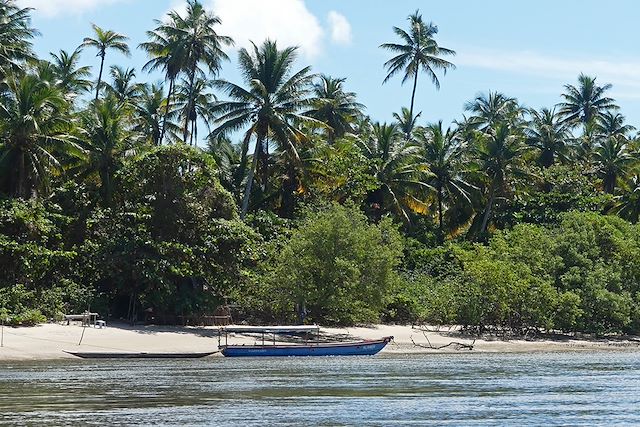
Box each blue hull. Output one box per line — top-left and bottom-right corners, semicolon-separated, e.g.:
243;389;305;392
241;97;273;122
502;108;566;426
220;336;392;357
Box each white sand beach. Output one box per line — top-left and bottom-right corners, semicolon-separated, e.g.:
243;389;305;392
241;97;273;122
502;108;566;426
0;323;638;361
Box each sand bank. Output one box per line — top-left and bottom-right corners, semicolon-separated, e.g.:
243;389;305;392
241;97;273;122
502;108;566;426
0;323;638;361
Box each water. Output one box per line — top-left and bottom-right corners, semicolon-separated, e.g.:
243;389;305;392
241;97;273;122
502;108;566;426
1;351;639;426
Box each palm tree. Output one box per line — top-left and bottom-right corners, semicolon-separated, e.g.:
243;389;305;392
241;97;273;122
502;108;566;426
358;122;432;222
210;40;317;218
471;124;528;235
558;74;618;128
596;111;636;141
415;121;472;237
393;107;421;139
173;77;215;145
0;73;82;198
134;82;173;146
49;48;93;99
592;137;634;194
525;108;571;167
78;95;134;205
306;74;364;142
0;1;38;77
611;175;640;223
81;24;130;101
464;91;523;132
104;65;143;104
140;0;232;144
380;10;455;133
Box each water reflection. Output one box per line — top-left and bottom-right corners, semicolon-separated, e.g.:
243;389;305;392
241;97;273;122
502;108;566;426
1;352;639;425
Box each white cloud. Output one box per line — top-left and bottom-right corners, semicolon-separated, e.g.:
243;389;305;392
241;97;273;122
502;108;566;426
18;0;127;17
327;10;351;45
456;48;640;98
209;0;324;60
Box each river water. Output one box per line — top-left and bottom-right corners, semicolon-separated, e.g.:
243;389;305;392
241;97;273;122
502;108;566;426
1;351;639;426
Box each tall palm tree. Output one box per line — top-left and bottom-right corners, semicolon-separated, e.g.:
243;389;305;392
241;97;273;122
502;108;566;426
49;48;93;99
78;95;134;205
596;111;636;141
0;0;38;77
393;107;421;139
358;122;432;222
174;77;215;145
525;108;571;167
140;0;232;144
134;82;173;146
380;10;455;133
558;74;618;128
0;73;82;198
306;74;364;143
464;91;523;132
210;40;318;218
81;24;130;101
471;124;528;235
415;121;472;237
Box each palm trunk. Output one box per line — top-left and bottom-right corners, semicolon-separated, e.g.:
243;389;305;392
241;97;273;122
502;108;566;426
17;150;25;198
437;184;444;241
160;77;175;145
480;182;496;235
183;72;196;143
95;53;105;101
408;70;419;135
241;136;263;219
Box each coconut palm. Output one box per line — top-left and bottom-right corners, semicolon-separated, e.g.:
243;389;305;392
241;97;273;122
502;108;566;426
81;24;130;101
173;77;215;145
596;111;636;142
210;40;318;218
358;122;432;222
611;175;640;223
104;65;143;104
306;74;364;142
380;10;455;132
525;108;572;167
592;137;634;194
0;0;38;77
393;107;421;139
0;73;82;198
78;95;135;205
49;48;92;99
134;83;173;146
415;121;472;237
472;124;528;235
464;91;523;132
558;74;618;128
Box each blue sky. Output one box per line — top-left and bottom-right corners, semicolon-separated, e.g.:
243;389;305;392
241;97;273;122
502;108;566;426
18;0;640;140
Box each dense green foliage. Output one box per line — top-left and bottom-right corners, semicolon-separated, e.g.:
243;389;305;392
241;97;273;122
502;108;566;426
1;1;640;334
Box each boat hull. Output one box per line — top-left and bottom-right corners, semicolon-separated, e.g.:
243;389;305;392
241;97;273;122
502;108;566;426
220;336;392;357
64;351;216;359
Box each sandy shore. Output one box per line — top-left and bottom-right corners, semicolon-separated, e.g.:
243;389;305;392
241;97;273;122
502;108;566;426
0;323;638;361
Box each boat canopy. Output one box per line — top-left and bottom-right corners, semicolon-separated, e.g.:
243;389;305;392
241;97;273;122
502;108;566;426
219;325;320;333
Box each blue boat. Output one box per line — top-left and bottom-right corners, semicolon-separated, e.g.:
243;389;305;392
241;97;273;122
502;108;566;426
217;326;392;357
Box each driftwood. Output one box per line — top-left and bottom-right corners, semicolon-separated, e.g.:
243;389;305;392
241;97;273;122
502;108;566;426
411;330;475;351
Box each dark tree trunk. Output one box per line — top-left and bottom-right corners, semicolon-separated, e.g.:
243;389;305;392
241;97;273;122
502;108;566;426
160;77;175;145
95;53;105;101
241;135;263;219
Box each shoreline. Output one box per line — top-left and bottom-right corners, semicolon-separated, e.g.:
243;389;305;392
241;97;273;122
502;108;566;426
0;323;638;361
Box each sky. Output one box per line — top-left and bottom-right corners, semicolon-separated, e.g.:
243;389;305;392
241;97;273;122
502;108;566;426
17;0;640;141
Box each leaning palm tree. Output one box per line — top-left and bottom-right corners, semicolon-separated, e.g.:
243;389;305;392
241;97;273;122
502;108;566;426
415;121;472;237
380;10;455;133
471;124;528;235
306;74;364;143
0;73;82;198
0;0;38;77
558;74;618;128
210;40;318;218
358;122;432;222
81;24;130;101
525;108;572;168
49;48;93;99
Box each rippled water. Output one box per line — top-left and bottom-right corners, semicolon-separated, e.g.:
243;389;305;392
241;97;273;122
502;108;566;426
1;351;639;426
